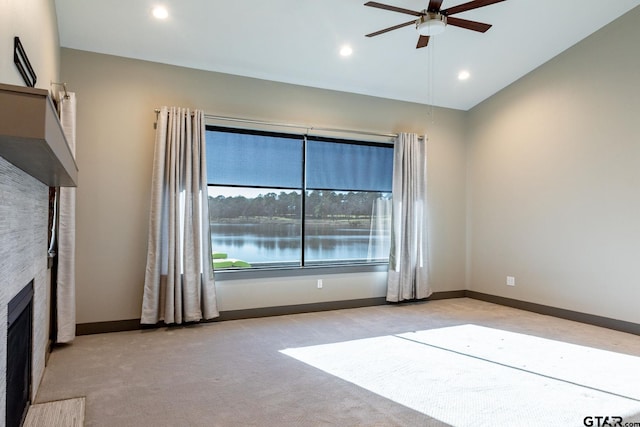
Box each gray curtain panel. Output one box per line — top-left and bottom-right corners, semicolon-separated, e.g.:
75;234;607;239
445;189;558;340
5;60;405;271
387;133;431;302
56;92;77;343
141;107;218;324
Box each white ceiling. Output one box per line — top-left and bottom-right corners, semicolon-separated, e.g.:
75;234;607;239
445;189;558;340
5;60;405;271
55;0;640;111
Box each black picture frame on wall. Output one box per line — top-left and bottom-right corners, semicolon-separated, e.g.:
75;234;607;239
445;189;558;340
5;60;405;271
14;37;37;87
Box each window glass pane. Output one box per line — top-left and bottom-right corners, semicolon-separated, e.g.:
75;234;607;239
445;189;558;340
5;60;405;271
306;139;393;192
208;187;302;269
304;190;391;265
206;126;394;270
206;129;303;188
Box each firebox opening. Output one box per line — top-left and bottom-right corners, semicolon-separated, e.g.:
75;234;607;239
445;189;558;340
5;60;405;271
6;280;34;427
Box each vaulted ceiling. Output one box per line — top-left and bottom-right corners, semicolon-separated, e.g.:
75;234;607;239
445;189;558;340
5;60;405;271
55;0;640;110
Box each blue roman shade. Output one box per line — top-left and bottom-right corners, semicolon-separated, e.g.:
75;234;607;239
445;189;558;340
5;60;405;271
206;129;303;188
306;138;393;192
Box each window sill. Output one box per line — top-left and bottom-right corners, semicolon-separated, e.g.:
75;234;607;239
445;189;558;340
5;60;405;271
213;262;388;281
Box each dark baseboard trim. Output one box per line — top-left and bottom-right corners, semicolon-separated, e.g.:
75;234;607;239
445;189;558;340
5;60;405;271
428;290;466;300
465;291;640;336
76;319;142;336
75;291;460;335
215;297;388;321
75;290;639;337
76;297;388;335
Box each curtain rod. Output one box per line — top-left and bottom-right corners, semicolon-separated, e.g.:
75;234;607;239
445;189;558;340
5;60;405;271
51;81;70;99
154;108;399;140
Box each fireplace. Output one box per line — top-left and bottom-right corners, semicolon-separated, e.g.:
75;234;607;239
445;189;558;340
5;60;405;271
1;84;76;427
6;281;33;427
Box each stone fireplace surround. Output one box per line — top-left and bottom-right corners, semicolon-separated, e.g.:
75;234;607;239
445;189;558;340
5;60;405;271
0;156;50;424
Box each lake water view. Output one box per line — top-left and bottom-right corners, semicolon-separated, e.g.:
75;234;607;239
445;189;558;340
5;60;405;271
211;221;390;267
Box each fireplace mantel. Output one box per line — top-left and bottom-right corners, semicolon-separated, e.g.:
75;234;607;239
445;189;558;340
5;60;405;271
0;83;77;187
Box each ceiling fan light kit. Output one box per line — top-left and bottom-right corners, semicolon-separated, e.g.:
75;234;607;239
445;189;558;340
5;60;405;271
416;13;447;36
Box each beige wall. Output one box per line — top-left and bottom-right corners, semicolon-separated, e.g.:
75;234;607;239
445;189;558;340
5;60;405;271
467;7;640;324
60;49;467;324
0;0;59;89
63;5;640;326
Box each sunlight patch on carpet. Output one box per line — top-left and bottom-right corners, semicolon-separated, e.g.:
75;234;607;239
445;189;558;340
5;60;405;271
280;325;640;426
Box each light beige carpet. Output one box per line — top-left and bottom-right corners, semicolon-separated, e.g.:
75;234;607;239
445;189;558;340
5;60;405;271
24;397;85;427
32;298;640;426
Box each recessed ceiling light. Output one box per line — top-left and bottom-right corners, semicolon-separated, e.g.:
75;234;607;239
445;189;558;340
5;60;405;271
340;45;353;57
458;70;471;81
152;6;169;20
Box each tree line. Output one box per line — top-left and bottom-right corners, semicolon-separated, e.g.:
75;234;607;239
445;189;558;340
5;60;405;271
209;190;389;220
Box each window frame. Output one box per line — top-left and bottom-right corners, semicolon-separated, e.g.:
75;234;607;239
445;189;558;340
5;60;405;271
206;125;393;276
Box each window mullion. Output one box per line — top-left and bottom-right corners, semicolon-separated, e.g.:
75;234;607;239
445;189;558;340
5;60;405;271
301;134;307;267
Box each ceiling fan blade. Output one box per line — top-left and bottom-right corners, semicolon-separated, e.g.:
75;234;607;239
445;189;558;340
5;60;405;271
442;0;506;16
366;19;416;37
446;16;492;32
416;35;430;49
427;0;444;12
364;1;423;17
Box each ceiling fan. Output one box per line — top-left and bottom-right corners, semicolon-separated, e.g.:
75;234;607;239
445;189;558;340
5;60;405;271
365;0;507;48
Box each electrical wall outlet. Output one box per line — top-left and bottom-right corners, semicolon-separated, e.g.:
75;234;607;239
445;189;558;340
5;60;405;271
317;279;323;289
506;276;515;286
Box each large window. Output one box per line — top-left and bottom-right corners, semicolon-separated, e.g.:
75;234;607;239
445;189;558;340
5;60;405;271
206;126;393;270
